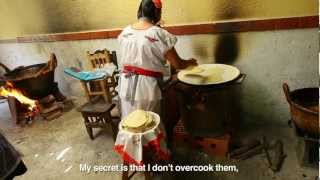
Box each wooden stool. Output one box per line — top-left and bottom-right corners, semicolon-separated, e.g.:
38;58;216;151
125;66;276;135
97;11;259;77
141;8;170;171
81;77;114;103
122;145;166;180
80;98;120;141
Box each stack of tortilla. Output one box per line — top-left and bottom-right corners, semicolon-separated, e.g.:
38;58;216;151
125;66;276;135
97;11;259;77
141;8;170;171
122;110;156;133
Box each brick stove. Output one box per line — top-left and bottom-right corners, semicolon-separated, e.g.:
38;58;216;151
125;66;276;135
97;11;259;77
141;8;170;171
172;74;246;157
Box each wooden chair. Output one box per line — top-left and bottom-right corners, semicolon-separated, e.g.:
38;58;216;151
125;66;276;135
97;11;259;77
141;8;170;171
79;97;120;141
81;49;118;103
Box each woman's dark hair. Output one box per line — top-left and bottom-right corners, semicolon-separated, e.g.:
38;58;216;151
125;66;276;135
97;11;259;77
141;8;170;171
137;0;162;24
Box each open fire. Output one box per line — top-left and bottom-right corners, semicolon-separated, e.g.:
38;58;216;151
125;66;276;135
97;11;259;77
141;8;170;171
0;54;67;124
0;82;39;114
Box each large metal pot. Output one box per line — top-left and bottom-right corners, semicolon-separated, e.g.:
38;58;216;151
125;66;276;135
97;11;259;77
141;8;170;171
4;64;55;99
283;83;319;135
1;54;57;99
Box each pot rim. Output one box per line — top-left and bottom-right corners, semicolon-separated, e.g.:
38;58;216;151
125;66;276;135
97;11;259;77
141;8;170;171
289;87;319;115
4;63;48;81
290;100;319;115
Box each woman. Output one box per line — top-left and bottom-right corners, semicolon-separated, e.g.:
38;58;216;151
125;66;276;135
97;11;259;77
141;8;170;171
118;0;197;119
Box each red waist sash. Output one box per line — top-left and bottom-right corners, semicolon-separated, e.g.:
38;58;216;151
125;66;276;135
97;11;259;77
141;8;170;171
123;65;163;78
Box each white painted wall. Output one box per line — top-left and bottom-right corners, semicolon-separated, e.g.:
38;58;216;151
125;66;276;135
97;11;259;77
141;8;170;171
0;28;318;125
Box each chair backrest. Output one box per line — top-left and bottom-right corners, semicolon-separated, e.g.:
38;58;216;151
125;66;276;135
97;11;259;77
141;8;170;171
87;49;112;69
110;51;118;69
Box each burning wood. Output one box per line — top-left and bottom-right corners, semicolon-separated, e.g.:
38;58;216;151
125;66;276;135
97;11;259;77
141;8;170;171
229;138;263;160
0;54;69;124
38;94;64;121
39;95;56;104
0;82;39;113
42;109;63;121
40;104;62;114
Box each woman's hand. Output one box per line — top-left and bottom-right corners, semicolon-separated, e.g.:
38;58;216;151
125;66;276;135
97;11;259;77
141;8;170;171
186;58;198;67
165;48;198;70
179;58;198;69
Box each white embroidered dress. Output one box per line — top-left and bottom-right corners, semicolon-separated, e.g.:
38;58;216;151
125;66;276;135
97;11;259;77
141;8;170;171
118;25;177;118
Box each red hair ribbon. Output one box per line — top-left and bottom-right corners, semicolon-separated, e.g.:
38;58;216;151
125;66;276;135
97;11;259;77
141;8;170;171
152;0;162;9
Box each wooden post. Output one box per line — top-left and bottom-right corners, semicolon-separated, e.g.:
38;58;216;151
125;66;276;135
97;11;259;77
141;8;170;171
100;79;111;103
80;81;91;102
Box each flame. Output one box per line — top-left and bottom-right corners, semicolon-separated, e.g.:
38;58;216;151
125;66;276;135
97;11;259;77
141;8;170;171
0;82;39;112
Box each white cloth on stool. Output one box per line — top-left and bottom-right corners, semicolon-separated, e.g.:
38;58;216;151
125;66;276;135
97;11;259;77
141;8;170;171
114;114;169;165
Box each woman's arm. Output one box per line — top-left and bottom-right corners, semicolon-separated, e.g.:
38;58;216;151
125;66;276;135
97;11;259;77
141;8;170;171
165;48;197;70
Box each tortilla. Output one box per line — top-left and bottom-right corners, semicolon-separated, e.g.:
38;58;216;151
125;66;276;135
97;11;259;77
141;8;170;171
183;66;205;75
177;64;240;85
122;109;155;131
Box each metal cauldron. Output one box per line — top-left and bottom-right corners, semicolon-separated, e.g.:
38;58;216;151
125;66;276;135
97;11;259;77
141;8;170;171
283;83;319;135
0;54;57;99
